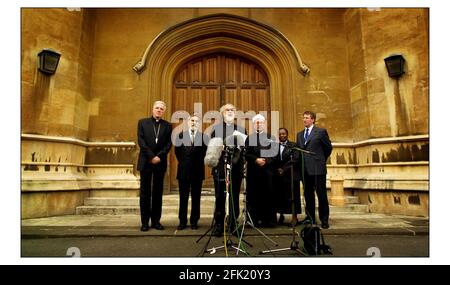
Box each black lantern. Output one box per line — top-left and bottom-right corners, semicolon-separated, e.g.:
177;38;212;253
384;54;405;78
38;49;61;75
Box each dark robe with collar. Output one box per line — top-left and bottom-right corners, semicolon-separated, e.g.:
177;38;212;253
137;117;172;171
245;131;278;226
136;116;172;226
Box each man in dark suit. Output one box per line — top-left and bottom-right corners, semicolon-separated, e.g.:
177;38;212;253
137;101;172;231
174;114;208;230
210;103;247;237
296;111;333;229
274;127;302;227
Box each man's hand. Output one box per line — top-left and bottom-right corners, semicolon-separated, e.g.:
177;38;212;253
256;158;266;167
151;156;161;164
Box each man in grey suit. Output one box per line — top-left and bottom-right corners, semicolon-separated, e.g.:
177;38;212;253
296;111;333;229
137;101;172;231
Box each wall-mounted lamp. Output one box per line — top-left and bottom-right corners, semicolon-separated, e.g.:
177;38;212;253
38;49;61;75
384;54;409;136
384;54;405;78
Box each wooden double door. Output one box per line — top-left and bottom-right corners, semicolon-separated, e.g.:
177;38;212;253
170;53;271;190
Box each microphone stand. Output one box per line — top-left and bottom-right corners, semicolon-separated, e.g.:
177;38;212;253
204;147;248;256
260;146;314;255
196;147;228;255
236;147;277;255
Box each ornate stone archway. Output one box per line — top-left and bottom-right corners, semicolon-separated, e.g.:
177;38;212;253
133;13;310;132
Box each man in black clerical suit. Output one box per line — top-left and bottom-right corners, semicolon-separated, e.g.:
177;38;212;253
174;114;208;230
296;111;333;229
210;103;247;237
137;101;172;232
245;114;278;228
274;127;302;227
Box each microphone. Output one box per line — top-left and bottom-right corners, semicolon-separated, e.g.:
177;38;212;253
224;135;245;164
224;134;245;149
274;139;316;156
204;137;224;168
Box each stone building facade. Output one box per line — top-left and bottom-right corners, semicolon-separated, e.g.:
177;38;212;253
21;8;429;218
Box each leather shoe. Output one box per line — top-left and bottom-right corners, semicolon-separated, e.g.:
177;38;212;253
151;223;165;230
321;221;330;229
177;224;187;230
212;225;223;237
190;224;198;230
140;225;150;232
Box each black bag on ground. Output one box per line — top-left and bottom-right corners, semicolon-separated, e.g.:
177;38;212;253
300;224;333;255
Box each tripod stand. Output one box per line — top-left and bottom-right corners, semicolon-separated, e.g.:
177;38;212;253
197;147;250;256
260;146;314;255
236;155;278;255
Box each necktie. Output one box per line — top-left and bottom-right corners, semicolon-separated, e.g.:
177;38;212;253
280;142;286;160
304;128;309;144
190;130;195;145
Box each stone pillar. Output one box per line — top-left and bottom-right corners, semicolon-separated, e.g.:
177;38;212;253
330;176;346;206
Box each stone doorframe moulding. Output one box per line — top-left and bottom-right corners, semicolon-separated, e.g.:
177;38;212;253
132;13;310;129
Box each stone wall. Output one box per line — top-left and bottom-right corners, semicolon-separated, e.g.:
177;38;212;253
21;134;139;218
87;8;355;142
328;134;429;216
344;8;429;140
21;8;95;139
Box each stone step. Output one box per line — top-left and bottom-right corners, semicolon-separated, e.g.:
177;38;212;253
76;195;368;215
82;194;364;206
76;206;140;215
84;195;361;206
78;196;217;215
83;196;217;207
170;188;216;195
84;197;139;206
75;205;217;216
76;205;368;216
306;196;360;205
345;196;361;204
329;204;368;213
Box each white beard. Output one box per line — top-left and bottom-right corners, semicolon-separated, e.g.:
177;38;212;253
224;114;235;124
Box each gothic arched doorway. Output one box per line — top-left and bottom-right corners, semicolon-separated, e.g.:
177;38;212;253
134;14;310;192
169;52;270;190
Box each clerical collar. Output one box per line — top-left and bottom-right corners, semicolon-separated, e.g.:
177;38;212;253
152;117;161;124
